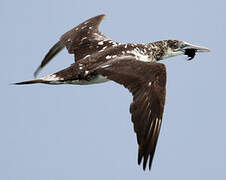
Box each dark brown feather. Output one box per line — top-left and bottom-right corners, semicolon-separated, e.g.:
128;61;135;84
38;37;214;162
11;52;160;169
13;79;46;85
60;14;117;60
34;41;65;77
95;57;167;170
34;14;117;77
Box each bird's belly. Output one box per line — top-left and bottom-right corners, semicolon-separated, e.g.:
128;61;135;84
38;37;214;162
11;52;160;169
69;75;109;85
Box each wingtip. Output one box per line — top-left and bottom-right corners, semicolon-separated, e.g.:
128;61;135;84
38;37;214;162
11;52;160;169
95;14;107;23
142;158;153;171
101;14;107;19
138;149;153;171
33;66;41;78
143;158;148;171
148;159;153;171
138;152;142;165
33;41;65;78
97;14;107;18
138;153;148;171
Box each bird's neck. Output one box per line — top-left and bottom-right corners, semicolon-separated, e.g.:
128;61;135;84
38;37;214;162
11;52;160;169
144;41;169;61
120;43;166;62
145;40;184;61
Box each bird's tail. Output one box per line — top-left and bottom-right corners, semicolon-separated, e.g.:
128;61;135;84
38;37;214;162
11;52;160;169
13;79;46;85
13;73;64;85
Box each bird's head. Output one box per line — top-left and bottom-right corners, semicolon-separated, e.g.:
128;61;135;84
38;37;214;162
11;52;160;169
156;40;210;60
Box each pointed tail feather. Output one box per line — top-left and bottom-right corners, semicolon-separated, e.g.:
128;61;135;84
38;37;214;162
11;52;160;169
13;79;45;85
13;73;65;85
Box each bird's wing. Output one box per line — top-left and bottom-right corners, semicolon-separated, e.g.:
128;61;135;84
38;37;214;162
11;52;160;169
34;14;117;77
95;57;167;170
60;14;117;58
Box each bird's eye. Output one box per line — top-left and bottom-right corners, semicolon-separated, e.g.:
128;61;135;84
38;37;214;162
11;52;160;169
180;44;187;49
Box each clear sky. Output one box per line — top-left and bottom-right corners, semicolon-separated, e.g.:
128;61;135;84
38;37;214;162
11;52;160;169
1;0;226;179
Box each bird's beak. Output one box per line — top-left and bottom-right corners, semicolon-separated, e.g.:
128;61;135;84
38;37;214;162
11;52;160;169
180;41;210;60
183;42;210;52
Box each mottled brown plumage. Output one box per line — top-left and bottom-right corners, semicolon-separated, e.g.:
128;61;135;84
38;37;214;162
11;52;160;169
34;14;118;77
15;14;210;171
96;57;166;170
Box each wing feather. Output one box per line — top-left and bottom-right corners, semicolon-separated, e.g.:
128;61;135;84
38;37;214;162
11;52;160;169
34;14;117;77
60;14;110;56
34;41;64;77
95;57;167;170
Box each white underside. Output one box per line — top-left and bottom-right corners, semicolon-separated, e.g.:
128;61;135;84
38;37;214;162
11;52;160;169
161;49;184;59
45;74;109;85
127;49;153;62
69;75;109;85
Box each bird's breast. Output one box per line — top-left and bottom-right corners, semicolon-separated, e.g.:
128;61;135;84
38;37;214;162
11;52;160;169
68;74;109;85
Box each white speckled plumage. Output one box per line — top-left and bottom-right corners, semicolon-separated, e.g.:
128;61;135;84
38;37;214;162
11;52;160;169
15;14;210;171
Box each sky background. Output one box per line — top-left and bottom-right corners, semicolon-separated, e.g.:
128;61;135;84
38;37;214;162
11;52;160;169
1;0;226;179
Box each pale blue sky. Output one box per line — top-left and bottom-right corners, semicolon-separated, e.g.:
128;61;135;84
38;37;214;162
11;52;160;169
1;0;226;179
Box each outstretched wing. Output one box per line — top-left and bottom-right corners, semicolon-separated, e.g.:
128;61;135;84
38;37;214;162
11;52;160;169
60;14;116;58
34;41;65;77
34;14;118;77
95;57;167;170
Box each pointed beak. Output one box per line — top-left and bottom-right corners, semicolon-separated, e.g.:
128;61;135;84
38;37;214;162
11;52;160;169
180;41;210;60
183;42;210;52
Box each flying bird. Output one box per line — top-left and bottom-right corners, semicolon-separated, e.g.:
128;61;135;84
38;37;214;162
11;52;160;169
15;14;210;170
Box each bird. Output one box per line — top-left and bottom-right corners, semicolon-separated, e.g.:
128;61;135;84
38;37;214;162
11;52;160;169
14;14;210;170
